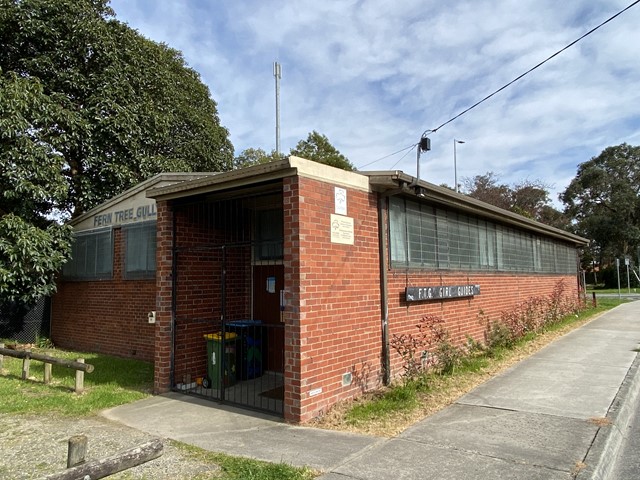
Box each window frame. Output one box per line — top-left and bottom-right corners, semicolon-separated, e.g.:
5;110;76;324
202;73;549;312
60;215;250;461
123;221;157;280
62;228;114;281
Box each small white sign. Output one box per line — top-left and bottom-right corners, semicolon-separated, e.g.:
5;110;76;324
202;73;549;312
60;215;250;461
309;388;323;397
330;214;354;245
334;187;347;215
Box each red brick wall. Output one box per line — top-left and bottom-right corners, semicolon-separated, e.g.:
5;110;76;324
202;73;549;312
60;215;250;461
386;270;579;378
51;228;156;362
285;183;580;423
284;176;383;423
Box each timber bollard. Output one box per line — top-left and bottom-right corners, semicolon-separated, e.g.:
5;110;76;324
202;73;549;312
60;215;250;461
67;435;88;468
592;292;597;308
75;358;84;394
0;343;3;371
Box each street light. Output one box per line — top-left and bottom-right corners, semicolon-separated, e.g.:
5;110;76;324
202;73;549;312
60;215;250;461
453;139;465;193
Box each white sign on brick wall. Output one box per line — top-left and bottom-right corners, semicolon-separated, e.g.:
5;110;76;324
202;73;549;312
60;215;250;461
330;214;354;245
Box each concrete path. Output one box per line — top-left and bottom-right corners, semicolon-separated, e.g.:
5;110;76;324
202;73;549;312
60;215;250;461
103;302;640;479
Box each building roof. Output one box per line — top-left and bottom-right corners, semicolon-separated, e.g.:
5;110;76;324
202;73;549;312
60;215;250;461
363;170;588;246
145;157;587;247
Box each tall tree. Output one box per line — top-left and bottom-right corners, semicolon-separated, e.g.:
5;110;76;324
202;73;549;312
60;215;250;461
290;131;354;171
463;172;568;228
561;143;640;264
1;0;233;218
0;0;233;306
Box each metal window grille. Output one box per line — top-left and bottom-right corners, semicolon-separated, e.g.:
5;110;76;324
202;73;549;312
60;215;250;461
62;228;113;280
389;196;577;274
123;221;156;279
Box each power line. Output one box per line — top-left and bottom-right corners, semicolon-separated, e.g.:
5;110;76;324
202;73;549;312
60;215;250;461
389;143;418;169
358;143;416;169
427;0;640;135
357;0;640;170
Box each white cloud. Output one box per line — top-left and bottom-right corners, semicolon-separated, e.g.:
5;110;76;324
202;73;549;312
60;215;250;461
109;0;640;207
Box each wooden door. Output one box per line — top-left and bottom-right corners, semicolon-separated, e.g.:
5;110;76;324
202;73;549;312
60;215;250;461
253;265;284;372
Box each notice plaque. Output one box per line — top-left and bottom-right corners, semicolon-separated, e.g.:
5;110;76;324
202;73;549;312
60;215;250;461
330;214;354;245
406;284;480;302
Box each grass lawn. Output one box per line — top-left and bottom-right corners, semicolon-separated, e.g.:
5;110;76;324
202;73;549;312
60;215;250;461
586;286;640;294
0;348;153;415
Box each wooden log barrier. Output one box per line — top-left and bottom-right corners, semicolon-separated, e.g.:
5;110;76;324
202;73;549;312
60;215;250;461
0;348;94;373
43;438;163;480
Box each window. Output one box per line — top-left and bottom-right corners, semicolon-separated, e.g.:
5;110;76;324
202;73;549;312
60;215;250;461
62;229;113;280
388;196;577;274
254;209;283;261
124;222;156;279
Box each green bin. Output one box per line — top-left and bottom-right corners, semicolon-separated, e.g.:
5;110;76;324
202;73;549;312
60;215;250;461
203;332;237;389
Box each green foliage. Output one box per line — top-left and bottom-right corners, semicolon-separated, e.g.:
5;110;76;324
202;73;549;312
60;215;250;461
345;382;421;426
0;215;71;304
561;143;640;266
482;280;584;349
462;172;569;228
390;314;465;381
290;131;355;171
233;148;285;170
176;442;317;480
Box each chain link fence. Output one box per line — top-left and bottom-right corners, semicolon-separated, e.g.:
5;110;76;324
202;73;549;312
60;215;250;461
0;297;50;343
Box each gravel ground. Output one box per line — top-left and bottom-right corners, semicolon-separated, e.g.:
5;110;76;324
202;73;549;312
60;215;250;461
0;413;219;479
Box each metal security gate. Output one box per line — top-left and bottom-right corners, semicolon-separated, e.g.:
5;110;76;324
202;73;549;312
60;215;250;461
170;193;285;416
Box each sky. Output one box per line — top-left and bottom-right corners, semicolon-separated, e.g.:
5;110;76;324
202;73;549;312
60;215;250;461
108;0;640;207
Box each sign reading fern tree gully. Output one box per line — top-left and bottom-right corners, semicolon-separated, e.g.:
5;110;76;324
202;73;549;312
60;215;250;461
406;284;481;302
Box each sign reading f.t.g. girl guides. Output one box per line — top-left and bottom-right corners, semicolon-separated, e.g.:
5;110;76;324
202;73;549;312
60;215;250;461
406;284;481;302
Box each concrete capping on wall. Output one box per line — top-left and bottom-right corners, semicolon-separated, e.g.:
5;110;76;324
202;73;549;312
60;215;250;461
147;156;371;201
288;156;370;192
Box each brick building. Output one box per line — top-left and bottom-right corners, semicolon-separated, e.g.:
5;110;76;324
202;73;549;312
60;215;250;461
52;157;587;423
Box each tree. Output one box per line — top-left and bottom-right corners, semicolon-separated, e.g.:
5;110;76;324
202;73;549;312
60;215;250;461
290;131;354;171
1;0;233;218
561;143;640;265
0;72;72;304
233;148;284;170
0;0;233;306
462;172;568;228
462;172;511;211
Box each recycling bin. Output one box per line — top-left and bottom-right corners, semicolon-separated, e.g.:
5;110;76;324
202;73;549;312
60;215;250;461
225;320;263;380
203;332;237;389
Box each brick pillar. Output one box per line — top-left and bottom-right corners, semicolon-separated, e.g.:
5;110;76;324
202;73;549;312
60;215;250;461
154;200;173;394
283;177;302;422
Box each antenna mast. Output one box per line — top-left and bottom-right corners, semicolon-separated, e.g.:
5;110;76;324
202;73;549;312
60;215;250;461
273;62;282;155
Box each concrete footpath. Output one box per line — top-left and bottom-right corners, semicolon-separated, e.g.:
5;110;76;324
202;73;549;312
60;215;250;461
103;301;640;479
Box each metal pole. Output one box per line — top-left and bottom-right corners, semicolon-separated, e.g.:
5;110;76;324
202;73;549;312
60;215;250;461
274;62;282;155
453;139;465;192
626;260;631;293
616;257;621;300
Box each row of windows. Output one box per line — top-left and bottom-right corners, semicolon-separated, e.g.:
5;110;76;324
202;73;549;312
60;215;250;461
389;196;577;274
62;222;156;280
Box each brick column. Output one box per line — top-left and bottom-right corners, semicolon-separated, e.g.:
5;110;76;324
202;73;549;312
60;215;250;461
154;200;173;393
283;177;302;422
